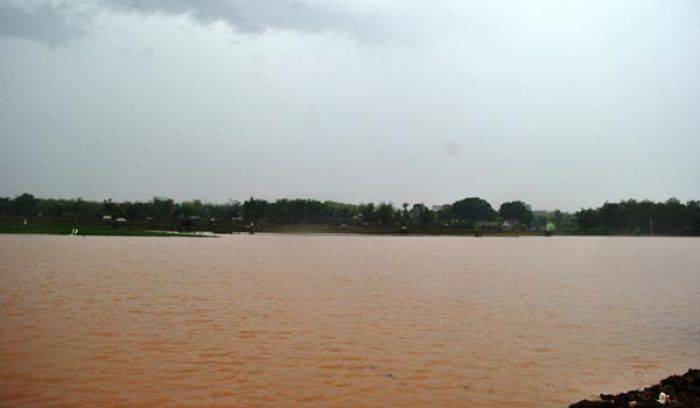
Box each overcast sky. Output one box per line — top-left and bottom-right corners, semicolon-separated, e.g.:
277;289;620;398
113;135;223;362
1;0;699;211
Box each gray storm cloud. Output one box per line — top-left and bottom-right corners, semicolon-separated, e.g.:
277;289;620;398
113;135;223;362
2;1;699;209
0;0;377;44
0;1;82;44
102;0;344;33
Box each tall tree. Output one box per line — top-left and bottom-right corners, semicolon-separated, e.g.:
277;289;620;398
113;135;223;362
451;197;497;222
498;201;534;225
13;193;38;217
376;202;396;226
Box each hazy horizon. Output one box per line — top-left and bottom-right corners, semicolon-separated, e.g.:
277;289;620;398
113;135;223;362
2;0;699;212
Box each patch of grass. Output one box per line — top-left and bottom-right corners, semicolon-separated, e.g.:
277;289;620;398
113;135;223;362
0;223;213;238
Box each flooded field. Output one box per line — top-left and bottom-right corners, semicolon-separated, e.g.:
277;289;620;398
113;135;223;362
1;234;699;407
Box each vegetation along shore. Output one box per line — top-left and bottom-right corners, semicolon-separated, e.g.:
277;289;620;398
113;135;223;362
1;193;699;237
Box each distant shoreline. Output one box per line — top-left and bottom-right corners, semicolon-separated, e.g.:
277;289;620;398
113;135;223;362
0;223;211;238
3;194;699;236
2;222;696;238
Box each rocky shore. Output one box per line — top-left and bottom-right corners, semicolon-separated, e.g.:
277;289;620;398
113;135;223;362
570;369;699;407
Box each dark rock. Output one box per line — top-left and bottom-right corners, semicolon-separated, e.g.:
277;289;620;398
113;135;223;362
569;369;700;408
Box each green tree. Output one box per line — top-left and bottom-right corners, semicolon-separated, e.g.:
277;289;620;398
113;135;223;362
409;203;434;227
103;199;115;217
498;201;534;225
151;197;175;219
451;197;497;222
376;202;396;226
13;193;39;217
401;202;410;222
358;203;375;224
242;197;268;224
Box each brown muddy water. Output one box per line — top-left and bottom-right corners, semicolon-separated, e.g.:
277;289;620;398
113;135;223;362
1;235;699;407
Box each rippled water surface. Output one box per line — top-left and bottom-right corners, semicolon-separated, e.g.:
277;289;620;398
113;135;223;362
1;234;699;407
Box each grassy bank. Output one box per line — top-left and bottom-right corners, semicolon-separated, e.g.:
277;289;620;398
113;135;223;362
0;223;211;238
247;224;547;236
1;221;550;238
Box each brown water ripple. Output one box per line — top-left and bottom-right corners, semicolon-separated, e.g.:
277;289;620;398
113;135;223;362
1;235;699;407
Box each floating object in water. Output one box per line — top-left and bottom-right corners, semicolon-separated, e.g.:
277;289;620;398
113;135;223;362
658;392;670;404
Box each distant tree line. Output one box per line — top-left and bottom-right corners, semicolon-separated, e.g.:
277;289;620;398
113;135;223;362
1;193;698;235
0;194;535;230
575;198;700;235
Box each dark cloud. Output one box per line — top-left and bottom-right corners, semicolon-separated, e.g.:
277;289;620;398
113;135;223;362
0;1;81;45
0;0;377;44
102;0;345;33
